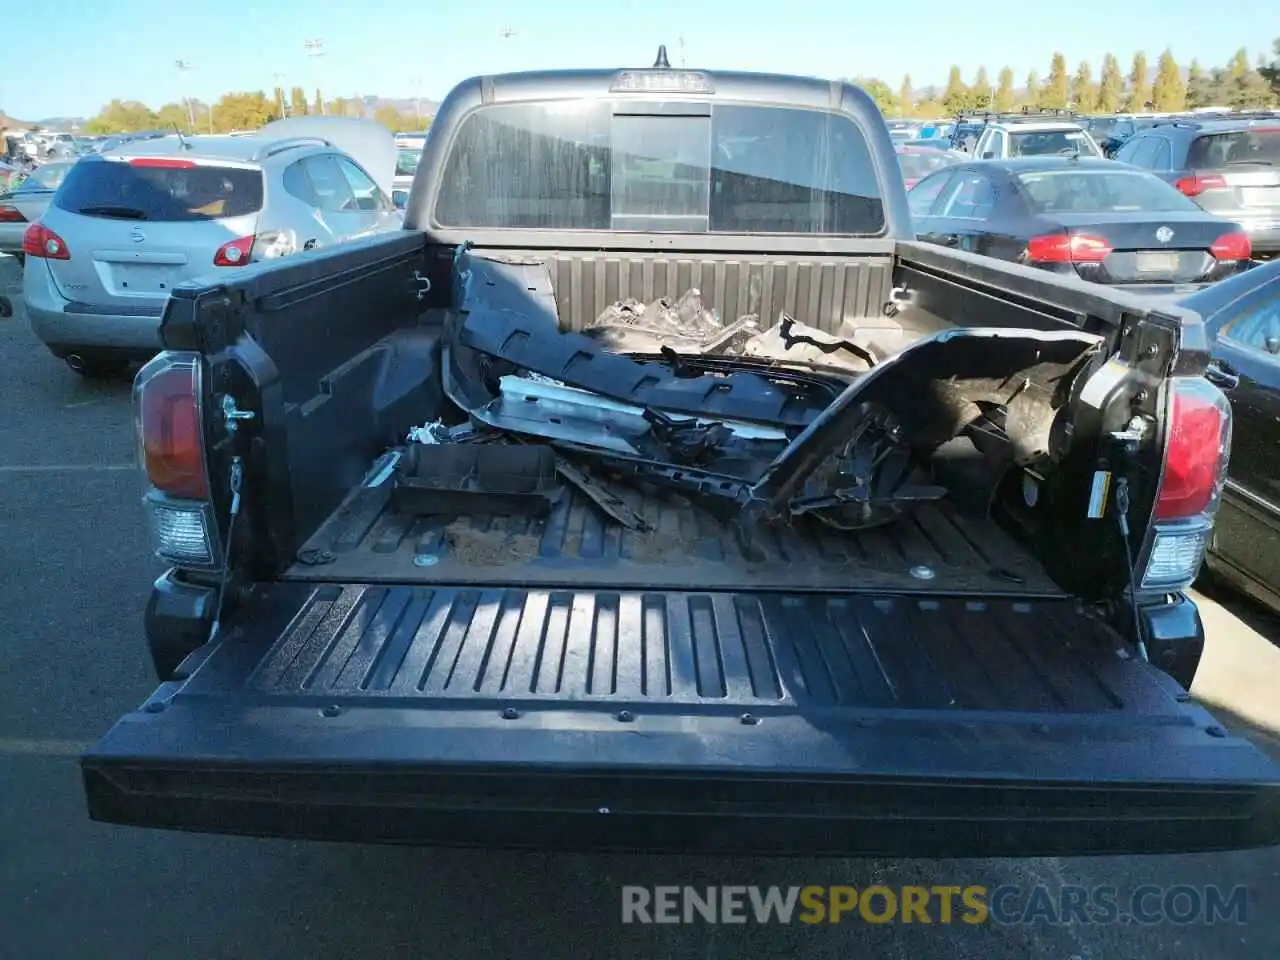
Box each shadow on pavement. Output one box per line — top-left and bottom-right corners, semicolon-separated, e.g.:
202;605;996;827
1195;575;1280;650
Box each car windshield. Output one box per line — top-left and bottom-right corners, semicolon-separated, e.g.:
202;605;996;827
1016;169;1200;213
1009;129;1100;157
395;148;421;177
434;100;884;235
1188;129;1280;168
54;158;264;221
897;150;956;180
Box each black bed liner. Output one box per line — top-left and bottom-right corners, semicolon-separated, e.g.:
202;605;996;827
286;481;1064;595
84;580;1280;854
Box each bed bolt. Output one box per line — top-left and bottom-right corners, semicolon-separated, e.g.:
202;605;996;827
501;707;521;720
740;713;759;726
909;565;936;581
144;700;168;714
321;704;343;718
615;709;634;722
1205;725;1226;738
412;553;439;567
1145;343;1159;357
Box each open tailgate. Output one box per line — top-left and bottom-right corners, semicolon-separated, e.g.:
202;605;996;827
82;582;1280;856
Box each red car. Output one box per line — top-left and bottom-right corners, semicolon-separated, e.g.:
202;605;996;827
895;144;961;189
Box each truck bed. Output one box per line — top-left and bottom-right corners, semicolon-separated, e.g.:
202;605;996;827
286;480;1064;595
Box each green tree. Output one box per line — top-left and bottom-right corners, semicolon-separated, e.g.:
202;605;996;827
1071;61;1097;111
1042;52;1070;108
1025;70;1041;107
942;65;969;113
271;86;287;118
1126;52;1151;111
1151;48;1186;111
857;77;898;115
1098;53;1124;112
82;99;159;134
994;67;1015;111
374;105;420;132
898;74;913;117
971;66;991;109
155;102;193;133
1259;38;1280;99
1185;59;1212;108
1224;47;1274;108
313;88;324;114
210;91;274;132
289;87;309;116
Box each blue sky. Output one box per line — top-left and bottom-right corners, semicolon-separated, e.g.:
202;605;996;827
5;0;1280;119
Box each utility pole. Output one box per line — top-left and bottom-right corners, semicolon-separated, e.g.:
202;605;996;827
175;60;195;131
272;72;287;116
409;77;424;122
304;38;327;115
677;35;686;68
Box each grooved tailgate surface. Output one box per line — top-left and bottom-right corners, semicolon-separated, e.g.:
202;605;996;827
289;483;1063;595
244;585;1167;714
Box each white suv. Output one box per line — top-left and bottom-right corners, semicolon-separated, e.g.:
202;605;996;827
972;121;1103;161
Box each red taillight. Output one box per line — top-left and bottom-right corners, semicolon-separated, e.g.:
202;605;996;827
0;204;27;223
213;235;255;266
1173;174;1226;198
1154;378;1231;521
135;354;207;499
129;157;196;169
21;223;70;260
1209;231;1252;261
1025;233;1113;263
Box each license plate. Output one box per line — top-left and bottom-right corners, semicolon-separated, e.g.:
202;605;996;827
1240;186;1277;206
1135;252;1180;273
110;263;179;294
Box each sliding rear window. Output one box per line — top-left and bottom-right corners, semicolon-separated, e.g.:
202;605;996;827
434;100;884;234
55;158;264;221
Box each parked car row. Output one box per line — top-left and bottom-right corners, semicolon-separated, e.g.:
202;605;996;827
3;120;409;377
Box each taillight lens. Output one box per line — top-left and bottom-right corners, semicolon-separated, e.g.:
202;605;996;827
134;352;208;499
1026;233;1113;263
1154;378;1231;521
213;235;255;266
21;223;70;260
1209;231;1252;261
1173;174;1227;198
0;204;27;223
1140;377;1232;591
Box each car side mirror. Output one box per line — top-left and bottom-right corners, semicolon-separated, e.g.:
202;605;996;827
1265;335;1280;356
982;151;996;160
392;191;408;210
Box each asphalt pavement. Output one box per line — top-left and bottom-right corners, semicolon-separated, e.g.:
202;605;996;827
1;253;1278;960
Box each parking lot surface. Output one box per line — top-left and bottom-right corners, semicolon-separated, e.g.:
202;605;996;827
1;255;1277;959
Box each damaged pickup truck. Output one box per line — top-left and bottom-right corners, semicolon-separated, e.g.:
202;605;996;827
83;56;1280;856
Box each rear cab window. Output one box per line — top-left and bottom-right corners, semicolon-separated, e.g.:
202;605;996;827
433;100;884;235
54;157;263;221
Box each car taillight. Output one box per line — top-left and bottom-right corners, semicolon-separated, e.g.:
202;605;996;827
1140;377;1232;590
134;352;218;567
0;204;26;223
1173;174;1227;197
21;223;70;260
1025;233;1113;263
1209;231;1251;261
213;235;255;266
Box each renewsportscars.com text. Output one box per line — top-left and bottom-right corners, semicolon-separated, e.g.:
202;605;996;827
621;885;1249;926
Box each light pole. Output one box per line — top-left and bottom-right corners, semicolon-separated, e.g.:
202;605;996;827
175;60;195;131
304;38;327;115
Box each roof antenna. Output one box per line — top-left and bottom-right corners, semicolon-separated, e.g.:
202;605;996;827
170;122;191;150
653;45;670;69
